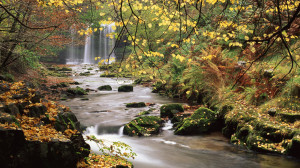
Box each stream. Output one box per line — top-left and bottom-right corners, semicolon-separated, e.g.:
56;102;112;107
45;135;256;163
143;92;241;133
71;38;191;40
61;64;300;168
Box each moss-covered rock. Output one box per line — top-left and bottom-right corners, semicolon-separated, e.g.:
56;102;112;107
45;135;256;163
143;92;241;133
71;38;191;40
278;112;300;123
286;133;300;158
160;103;184;118
126;102;146;108
100;73;116;77
57;67;72;71
79;71;91;76
98;85;112;91
174;107;217;135
123;116;162;136
67;87;87;95
118;85;133;92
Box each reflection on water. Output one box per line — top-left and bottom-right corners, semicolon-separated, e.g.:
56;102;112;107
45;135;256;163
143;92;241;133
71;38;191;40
62;64;300;168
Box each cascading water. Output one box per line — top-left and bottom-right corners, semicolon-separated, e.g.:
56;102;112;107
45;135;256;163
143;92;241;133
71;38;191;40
99;23;116;64
65;23;116;64
83;28;92;64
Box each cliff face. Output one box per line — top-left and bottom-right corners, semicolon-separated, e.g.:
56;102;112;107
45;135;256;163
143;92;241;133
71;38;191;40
0;80;90;168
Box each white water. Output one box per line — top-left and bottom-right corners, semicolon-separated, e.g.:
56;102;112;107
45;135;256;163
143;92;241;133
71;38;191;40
83;28;92;64
66;23;116;64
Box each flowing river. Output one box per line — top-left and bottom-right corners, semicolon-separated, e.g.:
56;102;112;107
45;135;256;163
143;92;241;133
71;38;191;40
61;64;300;168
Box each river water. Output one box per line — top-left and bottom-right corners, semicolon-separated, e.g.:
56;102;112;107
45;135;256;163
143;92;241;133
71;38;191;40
61;64;300;168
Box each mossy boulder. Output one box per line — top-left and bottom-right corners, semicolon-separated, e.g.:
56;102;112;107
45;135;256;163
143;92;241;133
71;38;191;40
126;102;146;108
100;73;116;77
79;72;91;76
160;103;184;118
278;112;300;123
118;85;133;92
98;85;112;91
57;67;72;71
67;87;87;95
54;111;81;132
174;107;218;135
123;116;162;136
286;133;300;158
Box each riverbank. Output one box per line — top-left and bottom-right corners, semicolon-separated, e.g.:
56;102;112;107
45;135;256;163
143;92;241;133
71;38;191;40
0;64;133;168
98;62;300;159
59;63;300;168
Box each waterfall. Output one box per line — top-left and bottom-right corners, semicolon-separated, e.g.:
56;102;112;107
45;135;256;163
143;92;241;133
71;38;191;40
66;28;79;64
83;28;92;64
65;23;116;65
100;23;116;64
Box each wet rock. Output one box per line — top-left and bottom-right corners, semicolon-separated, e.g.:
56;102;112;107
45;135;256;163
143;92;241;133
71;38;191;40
70;81;80;85
54;111;81;132
267;108;276;116
174;107;218;135
4;103;20;116
28;105;47;117
67;87;87;96
123;116;162;136
57;67;72;71
278;112;300;123
31;91;42;103
98;85;112;91
79;71;91;76
100;73;117;77
80;97;89;101
160;103;184;119
0;113;19;125
287;133;300;158
263;69;274;78
126;102;146;108
0;127;90;168
118;85;133;92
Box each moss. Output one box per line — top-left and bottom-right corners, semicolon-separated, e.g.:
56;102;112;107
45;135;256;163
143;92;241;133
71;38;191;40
67;87;87;95
100;73;116;77
126;102;146;108
278;112;300;123
174;107;217;135
57;67;72;71
97;85;112;91
123;116;162;136
87;68;93;70
118;85;133;92
160;103;184;118
99;65;113;70
286;133;300;158
79;72;91;76
137;111;150;116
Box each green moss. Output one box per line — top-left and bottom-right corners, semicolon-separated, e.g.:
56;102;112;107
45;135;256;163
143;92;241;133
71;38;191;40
278;112;300;123
100;73;117;77
67;86;87;95
98;85;112;91
118;85;133;92
79;72;91;76
160;103;184;118
174;107;217;135
137;111;150;116
123;116;162;136
57;67;72;71
126;102;146;108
